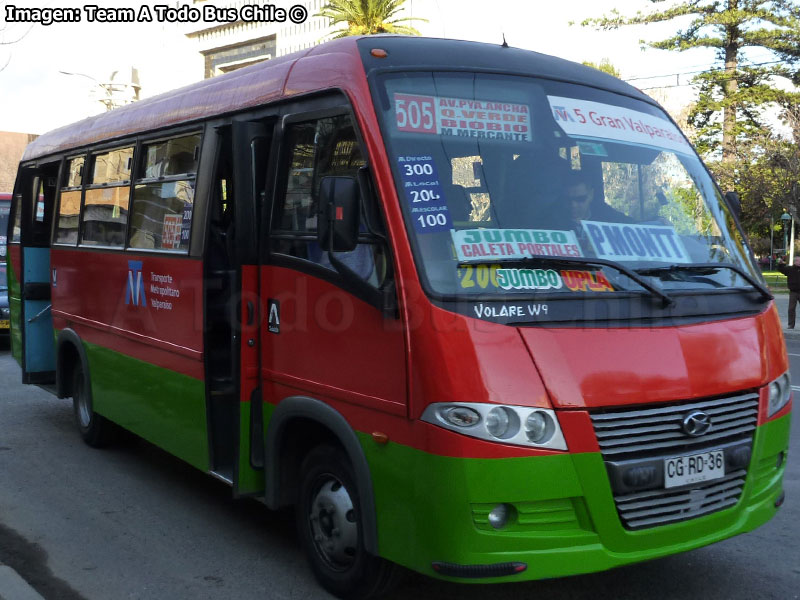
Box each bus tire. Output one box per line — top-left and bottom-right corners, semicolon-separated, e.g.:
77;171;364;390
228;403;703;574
296;445;399;600
72;362;114;448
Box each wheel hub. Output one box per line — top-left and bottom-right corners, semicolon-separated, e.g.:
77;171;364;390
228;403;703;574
309;477;358;568
75;375;91;428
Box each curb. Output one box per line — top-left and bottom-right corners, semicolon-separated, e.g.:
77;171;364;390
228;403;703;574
0;565;45;600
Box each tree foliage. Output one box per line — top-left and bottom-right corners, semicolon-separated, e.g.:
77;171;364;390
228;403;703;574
316;0;425;39
583;0;800;161
707;124;800;241
581;58;621;78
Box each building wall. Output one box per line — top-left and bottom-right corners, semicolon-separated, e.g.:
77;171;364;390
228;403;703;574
184;0;432;78
0;132;38;193
186;0;334;77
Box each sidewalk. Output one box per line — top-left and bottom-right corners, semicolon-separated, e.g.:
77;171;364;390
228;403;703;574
0;565;44;600
770;292;800;340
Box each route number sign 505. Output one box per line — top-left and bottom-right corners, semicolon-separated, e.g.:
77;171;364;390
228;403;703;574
396;95;436;133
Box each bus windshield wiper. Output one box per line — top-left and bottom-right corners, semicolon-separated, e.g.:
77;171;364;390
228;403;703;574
634;263;773;302
460;255;675;307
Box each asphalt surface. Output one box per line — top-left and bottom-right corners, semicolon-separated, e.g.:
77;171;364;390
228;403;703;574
773;292;800;338
0;298;798;599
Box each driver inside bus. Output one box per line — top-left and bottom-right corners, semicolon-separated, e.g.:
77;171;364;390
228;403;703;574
554;171;632;240
565;171;630;223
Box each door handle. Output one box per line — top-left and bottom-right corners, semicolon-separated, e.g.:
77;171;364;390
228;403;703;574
28;304;51;323
246;301;255;326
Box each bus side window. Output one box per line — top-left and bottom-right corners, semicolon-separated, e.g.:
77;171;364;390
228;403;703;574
80;147;132;248
11;193;22;244
31;175;57;247
272;115;383;287
55;156;85;245
129;133;201;252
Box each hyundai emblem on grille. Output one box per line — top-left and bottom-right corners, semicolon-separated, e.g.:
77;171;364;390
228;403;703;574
681;410;712;436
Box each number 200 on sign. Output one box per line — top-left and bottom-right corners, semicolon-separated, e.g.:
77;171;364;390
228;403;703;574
410;189;440;202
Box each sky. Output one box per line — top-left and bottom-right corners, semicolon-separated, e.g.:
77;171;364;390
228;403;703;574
0;0;786;135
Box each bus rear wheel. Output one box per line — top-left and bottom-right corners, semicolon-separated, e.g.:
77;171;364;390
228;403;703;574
72;362;114;448
296;445;399;600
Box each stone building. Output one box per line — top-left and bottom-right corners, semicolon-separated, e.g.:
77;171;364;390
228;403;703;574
183;0;429;78
0;131;39;193
184;0;335;78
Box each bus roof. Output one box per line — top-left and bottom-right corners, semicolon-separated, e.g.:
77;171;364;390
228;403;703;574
22;36;653;162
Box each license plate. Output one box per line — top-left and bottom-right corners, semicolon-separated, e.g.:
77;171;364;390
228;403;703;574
0;320;8;330
664;449;725;489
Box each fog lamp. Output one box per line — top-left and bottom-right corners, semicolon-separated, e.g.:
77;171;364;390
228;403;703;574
488;504;511;529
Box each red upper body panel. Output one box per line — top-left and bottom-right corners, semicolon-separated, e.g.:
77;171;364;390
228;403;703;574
518;303;787;409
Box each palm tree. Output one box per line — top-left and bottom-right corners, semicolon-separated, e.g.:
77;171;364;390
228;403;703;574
316;0;426;39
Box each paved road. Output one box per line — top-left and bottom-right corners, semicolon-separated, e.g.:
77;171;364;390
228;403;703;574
0;324;798;600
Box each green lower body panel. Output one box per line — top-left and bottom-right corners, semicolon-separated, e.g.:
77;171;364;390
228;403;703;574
363;414;790;582
9;294;22;363
84;341;209;471
235;401;266;495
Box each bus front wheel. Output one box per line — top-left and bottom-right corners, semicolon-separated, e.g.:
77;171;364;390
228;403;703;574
296;445;399;600
72;363;114;448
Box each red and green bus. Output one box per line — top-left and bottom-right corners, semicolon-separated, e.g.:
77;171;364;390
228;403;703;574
0;193;10;340
6;36;791;599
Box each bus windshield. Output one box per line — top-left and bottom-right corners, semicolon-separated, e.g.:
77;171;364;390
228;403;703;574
375;72;758;300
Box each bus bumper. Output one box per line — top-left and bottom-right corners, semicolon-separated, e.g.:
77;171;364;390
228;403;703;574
364;412;790;582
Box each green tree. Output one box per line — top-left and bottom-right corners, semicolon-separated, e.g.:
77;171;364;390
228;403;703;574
708;128;800;240
581;58;621;78
316;0;426;39
583;1;800;161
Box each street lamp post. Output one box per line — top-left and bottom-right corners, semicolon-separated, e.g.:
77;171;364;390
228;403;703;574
781;212;791;263
59;68;140;112
770;216;775;270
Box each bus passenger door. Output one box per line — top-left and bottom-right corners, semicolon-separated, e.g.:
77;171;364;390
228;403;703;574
260;107;407;461
208;119;272;494
11;164;58;383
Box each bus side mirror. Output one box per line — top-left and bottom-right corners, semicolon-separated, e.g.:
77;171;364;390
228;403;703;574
318;176;360;253
725;191;742;220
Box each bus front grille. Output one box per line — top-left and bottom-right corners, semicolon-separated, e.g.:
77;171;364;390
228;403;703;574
590;392;759;460
613;470;747;529
589;392;759;530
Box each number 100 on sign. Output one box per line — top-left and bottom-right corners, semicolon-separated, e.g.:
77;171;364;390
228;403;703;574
417;211;448;230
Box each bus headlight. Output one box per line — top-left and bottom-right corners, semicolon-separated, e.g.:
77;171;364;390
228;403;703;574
525;411;555;444
767;371;792;417
485;406;519;439
443;406;481;428
421;403;567;450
